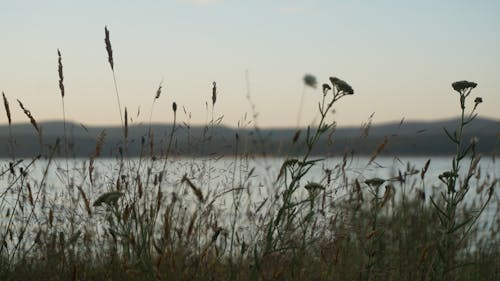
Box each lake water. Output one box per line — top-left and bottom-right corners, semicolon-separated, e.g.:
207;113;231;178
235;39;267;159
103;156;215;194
1;155;498;204
0;155;498;248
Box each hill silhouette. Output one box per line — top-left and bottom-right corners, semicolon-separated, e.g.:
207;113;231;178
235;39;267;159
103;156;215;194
0;117;498;157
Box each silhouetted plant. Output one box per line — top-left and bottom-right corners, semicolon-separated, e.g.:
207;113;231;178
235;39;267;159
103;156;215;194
267;76;354;255
431;80;493;281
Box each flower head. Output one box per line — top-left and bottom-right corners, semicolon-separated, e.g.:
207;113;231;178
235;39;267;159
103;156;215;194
330;77;354;95
304;182;325;197
303;74;318;89
452;80;477;94
322;83;331;95
473;96;483;111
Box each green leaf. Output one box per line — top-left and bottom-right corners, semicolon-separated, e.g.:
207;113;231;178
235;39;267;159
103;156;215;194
451;217;474;233
430;196;449;225
443;127;458;144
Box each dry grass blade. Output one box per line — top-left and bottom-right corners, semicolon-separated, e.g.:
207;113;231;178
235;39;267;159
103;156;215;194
355;179;363;203
155;80;163;99
181;174;204;203
94;130;106;158
417;244;430;268
2;92;11;125
17;99;40;134
368;136;389;165
421;159;431;180
381;184;394;207
149;129;155;157
137;176;143;199
104;26;114;70
89;131;106;183
292;129;301;144
366;229;378;240
186;212;198;240
361;112;375;138
49;209;53;227
27;183;34;207
212;81;217;106
57;49;65;98
77;185;92;216
124;107;128;139
156;186;163;213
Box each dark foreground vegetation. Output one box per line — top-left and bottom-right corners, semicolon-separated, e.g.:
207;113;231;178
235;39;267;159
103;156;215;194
0;27;499;281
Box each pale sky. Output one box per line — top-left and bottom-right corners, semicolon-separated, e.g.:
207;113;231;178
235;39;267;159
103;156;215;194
1;0;499;128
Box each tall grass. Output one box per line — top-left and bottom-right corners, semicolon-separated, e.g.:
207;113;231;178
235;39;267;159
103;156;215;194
0;28;498;281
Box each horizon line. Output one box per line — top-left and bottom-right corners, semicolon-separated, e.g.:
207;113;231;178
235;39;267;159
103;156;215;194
1;116;499;130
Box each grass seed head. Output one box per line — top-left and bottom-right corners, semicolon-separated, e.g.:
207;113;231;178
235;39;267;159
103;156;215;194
2;92;11;125
212;81;217;106
155;81;163;99
104;26;114;71
17;99;40;134
57;49;65;98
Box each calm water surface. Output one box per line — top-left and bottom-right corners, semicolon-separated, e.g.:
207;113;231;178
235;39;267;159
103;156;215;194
0;155;498;254
1;155;499;197
1;155;498;224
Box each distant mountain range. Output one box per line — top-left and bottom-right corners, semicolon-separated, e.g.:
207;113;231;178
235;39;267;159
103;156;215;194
0;117;498;157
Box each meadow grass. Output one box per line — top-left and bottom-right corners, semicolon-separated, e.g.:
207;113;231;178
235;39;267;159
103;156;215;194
0;27;499;281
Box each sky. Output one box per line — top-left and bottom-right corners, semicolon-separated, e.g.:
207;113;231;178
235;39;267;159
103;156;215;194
1;0;499;128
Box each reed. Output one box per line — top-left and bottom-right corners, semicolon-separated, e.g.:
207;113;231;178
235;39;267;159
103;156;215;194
16;100;39;134
105;26;124;127
57;49;71;189
2;92;14;158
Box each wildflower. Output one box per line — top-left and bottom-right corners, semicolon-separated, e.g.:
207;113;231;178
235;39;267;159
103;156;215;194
172;102;177;112
330;77;354;95
322;83;331;95
304;182;325;192
303;74;318;89
451;80;477;94
473;96;483;111
329;77;340;85
304;182;325;198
